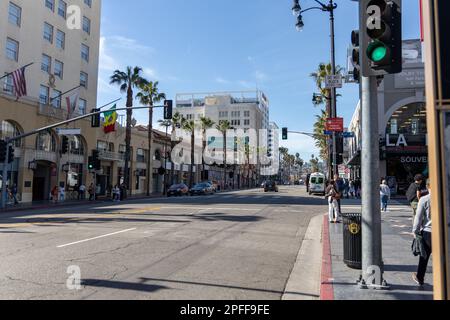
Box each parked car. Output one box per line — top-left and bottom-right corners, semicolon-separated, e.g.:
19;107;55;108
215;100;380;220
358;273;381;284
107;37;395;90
261;181;267;188
190;183;215;196
264;181;279;192
167;184;189;197
202;181;218;193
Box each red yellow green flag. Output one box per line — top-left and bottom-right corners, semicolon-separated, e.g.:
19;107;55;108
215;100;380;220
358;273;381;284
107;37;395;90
103;104;118;134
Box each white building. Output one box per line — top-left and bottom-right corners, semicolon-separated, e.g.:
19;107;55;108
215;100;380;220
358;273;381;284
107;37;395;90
175;90;270;187
1;0;102;114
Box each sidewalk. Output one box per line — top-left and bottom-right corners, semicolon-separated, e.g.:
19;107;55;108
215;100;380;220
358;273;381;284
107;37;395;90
321;199;434;300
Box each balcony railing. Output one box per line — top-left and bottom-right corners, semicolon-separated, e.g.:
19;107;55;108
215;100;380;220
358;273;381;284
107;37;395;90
98;150;126;162
38;103;88;121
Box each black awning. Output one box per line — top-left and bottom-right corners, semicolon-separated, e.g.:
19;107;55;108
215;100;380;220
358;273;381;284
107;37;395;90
346;150;361;166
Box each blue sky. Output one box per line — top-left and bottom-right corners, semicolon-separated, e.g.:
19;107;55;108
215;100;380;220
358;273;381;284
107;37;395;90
97;0;421;161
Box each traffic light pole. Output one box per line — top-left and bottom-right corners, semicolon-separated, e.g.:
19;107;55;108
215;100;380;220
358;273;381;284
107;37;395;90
329;0;338;178
359;75;386;289
1;147;10;209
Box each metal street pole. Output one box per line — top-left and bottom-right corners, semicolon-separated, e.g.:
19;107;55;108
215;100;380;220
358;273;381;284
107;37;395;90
1;147;10;208
360;75;384;287
329;0;338;177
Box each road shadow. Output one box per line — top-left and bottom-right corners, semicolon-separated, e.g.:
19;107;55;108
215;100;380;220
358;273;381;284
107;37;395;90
82;279;169;293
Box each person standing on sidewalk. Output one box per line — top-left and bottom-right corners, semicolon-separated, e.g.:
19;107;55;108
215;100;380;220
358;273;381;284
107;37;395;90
412;179;432;286
11;184;19;206
380;180;391;212
88;183;94;201
406;174;429;219
334;174;344;214
79;184;86;200
51;186;58;204
326;180;341;224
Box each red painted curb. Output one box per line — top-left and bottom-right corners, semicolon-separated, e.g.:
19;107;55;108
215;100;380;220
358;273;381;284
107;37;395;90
320;215;334;300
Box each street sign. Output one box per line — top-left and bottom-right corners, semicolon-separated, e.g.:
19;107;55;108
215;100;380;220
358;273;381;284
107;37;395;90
56;128;81;136
343;132;355;138
325;118;344;132
325;75;343;88
324;131;333;136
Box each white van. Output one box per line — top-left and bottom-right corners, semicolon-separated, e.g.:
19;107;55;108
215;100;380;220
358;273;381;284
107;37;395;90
309;173;326;196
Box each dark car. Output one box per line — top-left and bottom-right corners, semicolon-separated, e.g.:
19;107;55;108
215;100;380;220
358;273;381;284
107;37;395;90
264;181;279;192
167;184;189;197
190;183;214;196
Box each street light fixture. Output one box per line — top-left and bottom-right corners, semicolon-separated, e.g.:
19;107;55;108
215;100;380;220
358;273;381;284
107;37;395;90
292;0;301;17
295;15;304;32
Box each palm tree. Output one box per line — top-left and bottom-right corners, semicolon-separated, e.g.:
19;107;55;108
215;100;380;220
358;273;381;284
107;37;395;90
199;117;215;181
313;109;329;161
136;81;166;196
181;117;197;188
169;112;182;185
110;66;146;196
216;120;232;190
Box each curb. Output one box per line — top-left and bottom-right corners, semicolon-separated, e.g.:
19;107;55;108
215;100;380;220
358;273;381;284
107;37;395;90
320;214;334;300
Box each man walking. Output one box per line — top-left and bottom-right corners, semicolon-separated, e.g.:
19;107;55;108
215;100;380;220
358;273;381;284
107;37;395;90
380;180;391;212
79;183;86;200
11;184;19;206
406;174;428;219
412;179;432;286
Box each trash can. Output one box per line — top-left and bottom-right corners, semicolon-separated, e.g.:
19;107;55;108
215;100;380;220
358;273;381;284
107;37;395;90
342;212;362;270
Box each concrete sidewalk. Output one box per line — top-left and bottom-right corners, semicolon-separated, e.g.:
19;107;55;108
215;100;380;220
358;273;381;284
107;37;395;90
321;199;434;300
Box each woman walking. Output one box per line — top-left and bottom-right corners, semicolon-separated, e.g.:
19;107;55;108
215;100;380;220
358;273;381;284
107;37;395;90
380;180;391;212
326;180;341;224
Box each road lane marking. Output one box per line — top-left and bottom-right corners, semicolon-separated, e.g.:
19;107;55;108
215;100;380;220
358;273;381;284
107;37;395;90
57;228;137;248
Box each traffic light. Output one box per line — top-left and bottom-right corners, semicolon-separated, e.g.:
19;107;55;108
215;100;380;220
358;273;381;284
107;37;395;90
91;108;101;128
350;30;361;83
361;0;402;77
92;150;101;170
8;146;15;164
164;100;173;120
282;128;288;140
61;136;69;154
0;140;7;162
88;156;94;171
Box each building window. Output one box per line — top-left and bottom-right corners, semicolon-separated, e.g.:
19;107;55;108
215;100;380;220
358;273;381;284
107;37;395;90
9;2;21;26
119;145;126;154
97;140;108;151
84;0;92;7
45;0;55;11
40;85;49;104
69;135;85;155
244;119;250;126
36;131;56;152
41;54;51;73
1;120;22;148
80;72;88;88
244;111;250;117
81;44;89;62
83;16;91;34
231;120;241;126
51;89;61;108
231;111;241;118
56;30;65;49
54;60;63;79
79;99;87;115
43;22;54;43
137;149;146;163
219;111;228;118
3;74;14;95
58;0;67;18
6;38;19;61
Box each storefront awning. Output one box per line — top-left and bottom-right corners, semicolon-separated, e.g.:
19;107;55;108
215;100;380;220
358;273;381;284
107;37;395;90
346;150;361;166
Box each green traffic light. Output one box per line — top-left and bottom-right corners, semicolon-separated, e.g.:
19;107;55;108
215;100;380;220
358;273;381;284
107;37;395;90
367;42;388;62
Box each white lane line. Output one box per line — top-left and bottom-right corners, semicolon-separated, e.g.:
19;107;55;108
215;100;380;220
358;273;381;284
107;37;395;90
57;228;137;248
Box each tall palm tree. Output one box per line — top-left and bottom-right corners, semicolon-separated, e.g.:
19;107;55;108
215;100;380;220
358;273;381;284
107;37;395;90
216;120;232;189
313;109;329;161
136;81;166;196
181;117;197;188
199;117;215;181
169;112;182;185
110;66;146;195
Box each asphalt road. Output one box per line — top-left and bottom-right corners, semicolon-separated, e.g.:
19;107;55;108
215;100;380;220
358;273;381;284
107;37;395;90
0;186;326;300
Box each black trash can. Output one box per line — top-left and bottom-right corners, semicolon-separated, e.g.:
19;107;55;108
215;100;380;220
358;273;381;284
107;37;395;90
342;212;362;270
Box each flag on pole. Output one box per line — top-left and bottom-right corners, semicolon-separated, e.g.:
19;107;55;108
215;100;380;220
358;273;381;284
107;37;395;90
11;67;27;99
66;90;79;119
103;105;118;134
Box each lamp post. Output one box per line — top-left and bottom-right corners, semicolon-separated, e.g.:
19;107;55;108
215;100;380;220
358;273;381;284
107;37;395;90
292;0;338;177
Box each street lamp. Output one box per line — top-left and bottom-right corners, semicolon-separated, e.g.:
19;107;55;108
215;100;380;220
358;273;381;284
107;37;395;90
292;0;301;17
291;0;339;177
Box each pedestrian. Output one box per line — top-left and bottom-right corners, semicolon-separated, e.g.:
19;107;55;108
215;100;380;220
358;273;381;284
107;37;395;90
406;174;429;219
51;186;58;204
326;180;341;224
79;183;86;200
11;184;19;205
412;179;432;286
380;180;391;212
334;174;344;214
119;184;125;201
349;180;355;199
88;183;94;201
113;185;120;202
59;185;65;202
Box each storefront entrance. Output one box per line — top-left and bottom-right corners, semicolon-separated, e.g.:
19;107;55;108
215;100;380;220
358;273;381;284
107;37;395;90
32;161;54;201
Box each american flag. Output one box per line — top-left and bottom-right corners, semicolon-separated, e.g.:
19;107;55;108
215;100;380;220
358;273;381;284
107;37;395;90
11;67;27;99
